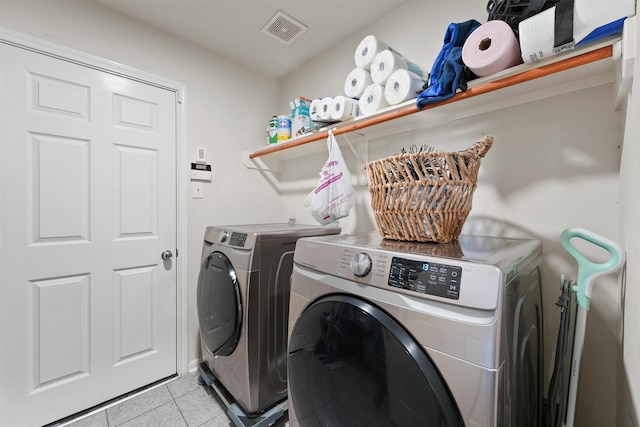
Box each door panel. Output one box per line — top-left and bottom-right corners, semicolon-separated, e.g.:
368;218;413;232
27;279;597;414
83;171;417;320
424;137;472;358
29;72;91;119
31;133;90;241
114;94;159;131
114;266;158;363
31;274;90;389
115;145;158;236
0;41;177;426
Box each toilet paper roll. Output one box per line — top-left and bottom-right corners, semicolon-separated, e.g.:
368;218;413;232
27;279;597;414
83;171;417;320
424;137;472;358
370;50;425;85
462;20;522;77
344;67;373;99
330;96;360;121
384;69;426;105
309;98;323;121
354;35;402;70
358;84;388;116
318;97;333;121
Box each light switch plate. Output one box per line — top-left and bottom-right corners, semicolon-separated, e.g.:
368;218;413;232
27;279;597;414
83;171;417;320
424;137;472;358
192;182;204;199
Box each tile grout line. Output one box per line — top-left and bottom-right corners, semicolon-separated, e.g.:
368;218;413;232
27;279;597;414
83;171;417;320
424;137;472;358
107;386;174;427
57;377;178;426
61;373;220;427
169;386;192;427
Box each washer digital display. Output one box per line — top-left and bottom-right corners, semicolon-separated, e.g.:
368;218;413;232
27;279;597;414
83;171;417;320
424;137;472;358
388;257;462;299
229;232;247;247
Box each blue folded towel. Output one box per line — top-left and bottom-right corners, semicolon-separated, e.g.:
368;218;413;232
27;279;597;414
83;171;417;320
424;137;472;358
417;19;481;109
576;17;626;48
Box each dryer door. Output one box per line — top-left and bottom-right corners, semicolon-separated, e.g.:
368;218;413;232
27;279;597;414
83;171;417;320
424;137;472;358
197;251;242;356
288;294;464;427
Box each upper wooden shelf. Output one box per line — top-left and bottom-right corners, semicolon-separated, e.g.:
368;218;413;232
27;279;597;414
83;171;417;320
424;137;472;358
248;38;619;162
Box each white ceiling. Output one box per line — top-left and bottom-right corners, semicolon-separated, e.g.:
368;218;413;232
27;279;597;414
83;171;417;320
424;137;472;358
89;0;408;78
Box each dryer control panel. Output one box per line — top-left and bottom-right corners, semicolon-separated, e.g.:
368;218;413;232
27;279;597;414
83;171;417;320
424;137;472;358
217;230;248;247
389;257;462;300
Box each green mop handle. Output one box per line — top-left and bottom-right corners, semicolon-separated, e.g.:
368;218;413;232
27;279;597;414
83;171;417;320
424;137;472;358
560;228;625;310
560;228;625;427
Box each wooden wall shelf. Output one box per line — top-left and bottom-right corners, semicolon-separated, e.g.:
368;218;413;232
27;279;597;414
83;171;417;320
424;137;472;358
248;40;618;163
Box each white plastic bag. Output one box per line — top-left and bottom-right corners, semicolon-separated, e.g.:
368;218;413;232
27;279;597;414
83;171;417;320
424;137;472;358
304;130;355;225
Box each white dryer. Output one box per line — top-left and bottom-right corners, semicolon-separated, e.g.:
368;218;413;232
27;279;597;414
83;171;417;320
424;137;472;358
197;223;340;415
287;231;544;427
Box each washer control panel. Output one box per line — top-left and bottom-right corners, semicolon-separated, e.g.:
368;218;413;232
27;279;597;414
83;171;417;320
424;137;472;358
228;232;248;247
350;253;372;277
295;237;505;310
389;257;462;300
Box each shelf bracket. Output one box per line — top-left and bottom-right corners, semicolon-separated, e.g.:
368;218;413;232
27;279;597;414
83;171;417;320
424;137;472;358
242;150;324;194
242;150;281;172
334;130;369;187
338;132;365;166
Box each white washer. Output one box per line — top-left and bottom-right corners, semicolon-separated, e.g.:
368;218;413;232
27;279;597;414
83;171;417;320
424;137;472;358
287;231;544;426
197;223;340;414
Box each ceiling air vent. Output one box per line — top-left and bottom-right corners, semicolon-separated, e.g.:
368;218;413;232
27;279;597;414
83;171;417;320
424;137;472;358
261;10;307;45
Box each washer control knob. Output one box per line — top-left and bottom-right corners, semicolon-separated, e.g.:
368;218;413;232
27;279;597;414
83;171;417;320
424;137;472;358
350;252;372;277
218;231;229;243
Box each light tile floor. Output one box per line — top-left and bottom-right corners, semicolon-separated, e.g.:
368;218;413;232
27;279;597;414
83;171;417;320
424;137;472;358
58;372;289;427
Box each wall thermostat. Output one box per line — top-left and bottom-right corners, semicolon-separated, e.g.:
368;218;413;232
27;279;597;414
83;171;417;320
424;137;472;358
190;162;212;181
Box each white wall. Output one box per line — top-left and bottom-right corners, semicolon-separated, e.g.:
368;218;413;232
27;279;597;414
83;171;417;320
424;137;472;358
0;0;284;372
278;2;627;427
619;16;640;427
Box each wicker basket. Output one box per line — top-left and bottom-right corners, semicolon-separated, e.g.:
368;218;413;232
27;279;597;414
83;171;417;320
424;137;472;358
365;135;493;243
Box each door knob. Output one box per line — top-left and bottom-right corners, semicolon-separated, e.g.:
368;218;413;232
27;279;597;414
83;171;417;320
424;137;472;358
161;250;173;260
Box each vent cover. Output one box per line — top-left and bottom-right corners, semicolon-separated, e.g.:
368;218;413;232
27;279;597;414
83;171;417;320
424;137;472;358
261;10;307;45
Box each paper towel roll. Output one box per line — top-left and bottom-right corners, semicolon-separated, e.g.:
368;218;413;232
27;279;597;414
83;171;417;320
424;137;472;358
354;35;402;70
370;50;425;85
462;20;522;77
310;98;323;121
330;96;360;121
358;84;388;116
384;69;426;105
344;67;373;99
318;97;333;121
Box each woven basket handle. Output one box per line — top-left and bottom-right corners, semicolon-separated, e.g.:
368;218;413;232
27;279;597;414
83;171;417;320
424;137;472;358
466;135;493;157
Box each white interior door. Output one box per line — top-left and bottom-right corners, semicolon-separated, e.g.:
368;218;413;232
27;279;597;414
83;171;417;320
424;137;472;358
0;41;178;426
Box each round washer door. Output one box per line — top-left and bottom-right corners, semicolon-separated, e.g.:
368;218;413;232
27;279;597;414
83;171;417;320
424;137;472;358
196;251;242;356
288;294;464;427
